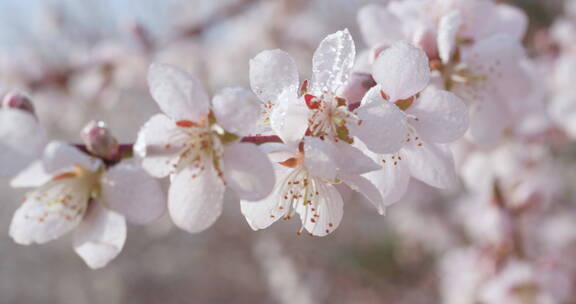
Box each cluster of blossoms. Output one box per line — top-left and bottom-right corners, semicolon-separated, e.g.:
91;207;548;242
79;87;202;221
0;2;575;302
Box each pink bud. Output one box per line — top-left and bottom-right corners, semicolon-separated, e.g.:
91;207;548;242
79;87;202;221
81;121;119;159
340;72;376;107
2;90;35;114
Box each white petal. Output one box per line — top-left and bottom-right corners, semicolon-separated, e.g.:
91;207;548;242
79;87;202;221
437;11;462;64
303;137;338;180
135;114;188;178
407;88;469;143
223;142;275;201
358;4;404;47
249;49;299;102
73;203;126;269
0;109;46;177
372;41;430;101
168;163;225;233
212;87;262;136
492;4;528;41
101;161;166;225
9;178;90;245
148;63;210;122
240;165;291;230
402;140;457;189
298;183;343;237
312;29;356;93
341;174;385;215
269;91;309;145
332;141;380;175
42;141;100;174
364;157;410;208
467;99;508;144
351;96;408;154
10;161;52;188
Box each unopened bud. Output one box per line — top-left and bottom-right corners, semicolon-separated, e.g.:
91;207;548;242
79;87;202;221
81;121;119;159
2;90;35;114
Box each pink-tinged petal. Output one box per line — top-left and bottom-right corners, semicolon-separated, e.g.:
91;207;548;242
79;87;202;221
492;4;527;41
332;141;380;175
402;140;457;189
101;162;166;225
223;142;275;201
73;202;126;269
340;174;384;215
467;99;508;144
269;91;309;145
148;63;210;122
212;87;262;136
9;178;90;245
240;165;292;230
351;98;407;154
135;114;188;178
437;11;462;64
357;4;404;47
10;161;52;188
297;183;343;237
364;157;410;209
168;163;225;233
303;137;338;180
0;108;46;177
249;49;299;103
373;41;430;101
42;141;100;174
312;29;356;93
407;88;469;143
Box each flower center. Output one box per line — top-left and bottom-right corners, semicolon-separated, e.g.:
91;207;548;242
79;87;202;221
304;92;354;143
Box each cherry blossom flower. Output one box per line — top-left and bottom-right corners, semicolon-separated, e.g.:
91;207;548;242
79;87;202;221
241;137;382;236
353;41;468;206
135;63;275;233
357;0;535;144
9;141;165;269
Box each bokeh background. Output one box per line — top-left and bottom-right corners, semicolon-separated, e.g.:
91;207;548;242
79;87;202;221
0;0;569;303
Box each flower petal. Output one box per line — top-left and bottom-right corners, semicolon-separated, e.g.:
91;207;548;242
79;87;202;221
249;49;299;103
401;140;457;189
269;91;309;145
358;4;404;47
297;183;343;237
42;141;100;174
437;11;462;64
10;161;52;188
303;137;338;180
341;174;385;215
9;178;90;245
101;161;166;225
212;87;262;136
351;95;408;154
0;109;46;177
364;157;410;209
240;165;292;230
73;202;126;269
312;29;356;93
492;4;528;41
135;114;189;178
223;142;275;201
332;141;380;175
148;63;210;122
168;163;225;233
407;88;469;143
372;41;430;101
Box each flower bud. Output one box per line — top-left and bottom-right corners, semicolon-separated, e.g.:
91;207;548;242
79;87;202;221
2;90;35;114
81;120;119;159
